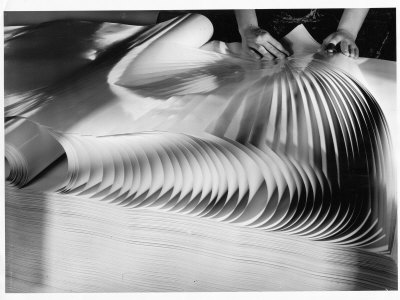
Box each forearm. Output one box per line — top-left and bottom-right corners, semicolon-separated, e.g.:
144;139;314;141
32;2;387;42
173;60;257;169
234;9;259;34
337;8;369;39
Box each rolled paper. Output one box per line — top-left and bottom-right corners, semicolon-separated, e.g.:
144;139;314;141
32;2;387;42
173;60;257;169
4;16;397;291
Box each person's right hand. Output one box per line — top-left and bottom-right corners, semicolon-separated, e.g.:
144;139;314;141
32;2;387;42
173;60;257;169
240;26;290;60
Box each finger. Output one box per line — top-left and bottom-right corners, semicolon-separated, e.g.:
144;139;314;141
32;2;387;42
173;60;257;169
261;52;274;60
248;43;274;60
257;47;274;60
340;40;351;57
349;45;358;59
253;44;270;58
353;47;359;59
267;38;290;56
263;43;286;59
242;42;261;60
247;48;261;60
348;45;353;57
323;34;341;53
328;35;342;47
322;34;334;47
325;43;337;53
349;45;358;58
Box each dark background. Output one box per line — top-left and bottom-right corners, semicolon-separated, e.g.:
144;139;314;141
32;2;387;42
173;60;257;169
4;9;397;61
159;9;396;61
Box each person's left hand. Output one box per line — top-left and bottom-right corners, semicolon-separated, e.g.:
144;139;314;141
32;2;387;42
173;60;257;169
323;29;359;59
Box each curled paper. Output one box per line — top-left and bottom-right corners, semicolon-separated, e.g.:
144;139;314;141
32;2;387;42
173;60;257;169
4;16;396;253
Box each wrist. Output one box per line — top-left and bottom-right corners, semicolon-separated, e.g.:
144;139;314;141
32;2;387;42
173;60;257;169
239;23;259;36
336;28;356;41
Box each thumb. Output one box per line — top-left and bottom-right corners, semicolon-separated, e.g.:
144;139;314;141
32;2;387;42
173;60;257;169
327;34;342;46
323;33;340;48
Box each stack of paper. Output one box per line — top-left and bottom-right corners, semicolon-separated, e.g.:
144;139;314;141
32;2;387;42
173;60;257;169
4;13;397;291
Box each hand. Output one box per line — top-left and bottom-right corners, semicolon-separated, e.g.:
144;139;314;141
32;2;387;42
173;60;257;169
240;26;290;60
323;29;359;59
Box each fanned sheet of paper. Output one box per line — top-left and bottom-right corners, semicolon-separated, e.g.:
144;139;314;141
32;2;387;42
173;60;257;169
4;13;398;291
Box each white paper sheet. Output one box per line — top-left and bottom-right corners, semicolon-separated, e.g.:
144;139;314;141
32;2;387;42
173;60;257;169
4;16;397;251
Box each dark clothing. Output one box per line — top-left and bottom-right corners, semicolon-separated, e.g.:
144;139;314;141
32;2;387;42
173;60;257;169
157;9;396;61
